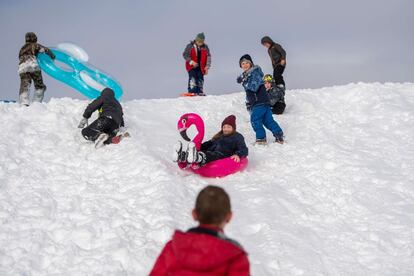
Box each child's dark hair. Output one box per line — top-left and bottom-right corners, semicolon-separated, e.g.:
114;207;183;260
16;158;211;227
195;185;231;224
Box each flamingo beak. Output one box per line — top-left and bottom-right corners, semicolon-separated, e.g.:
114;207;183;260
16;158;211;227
180;129;191;141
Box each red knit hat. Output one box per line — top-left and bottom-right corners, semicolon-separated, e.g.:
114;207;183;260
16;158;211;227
221;115;236;129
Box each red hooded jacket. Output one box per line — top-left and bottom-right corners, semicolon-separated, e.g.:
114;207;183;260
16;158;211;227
150;226;250;275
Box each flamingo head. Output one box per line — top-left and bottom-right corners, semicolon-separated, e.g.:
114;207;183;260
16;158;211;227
177;113;204;142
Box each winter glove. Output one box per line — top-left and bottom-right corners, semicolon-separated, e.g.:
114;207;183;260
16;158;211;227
78;118;88;128
237;75;244;84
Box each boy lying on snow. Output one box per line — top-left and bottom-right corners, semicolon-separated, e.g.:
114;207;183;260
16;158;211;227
174;115;248;166
150;185;250;275
78;88;125;148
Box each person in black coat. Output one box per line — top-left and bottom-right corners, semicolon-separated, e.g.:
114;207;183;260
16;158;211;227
78;88;124;148
186;115;248;166
261;36;286;88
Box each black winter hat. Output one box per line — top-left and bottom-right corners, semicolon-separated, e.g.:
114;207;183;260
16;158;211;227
261;36;274;45
25;32;37;43
239;54;253;68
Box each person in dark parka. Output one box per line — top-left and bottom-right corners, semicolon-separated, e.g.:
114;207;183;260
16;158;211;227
78;88;124;148
261;36;286;87
182;115;248;166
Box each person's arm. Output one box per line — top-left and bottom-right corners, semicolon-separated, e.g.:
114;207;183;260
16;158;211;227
83;96;103;119
149;241;173;276
205;44;211;69
182;43;193;62
37;43;55;60
235;135;248;157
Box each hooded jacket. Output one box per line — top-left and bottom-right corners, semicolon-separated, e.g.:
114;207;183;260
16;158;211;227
240;65;270;107
83;88;124;127
150;226;250;276
18;33;55;74
261;36;286;68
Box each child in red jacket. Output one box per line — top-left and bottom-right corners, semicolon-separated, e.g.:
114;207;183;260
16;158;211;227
150;185;250;276
182;33;211;96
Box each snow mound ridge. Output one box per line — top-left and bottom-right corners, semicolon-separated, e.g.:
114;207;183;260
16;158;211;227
1;82;413;275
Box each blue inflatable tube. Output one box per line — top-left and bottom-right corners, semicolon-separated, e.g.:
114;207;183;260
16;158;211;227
37;48;123;100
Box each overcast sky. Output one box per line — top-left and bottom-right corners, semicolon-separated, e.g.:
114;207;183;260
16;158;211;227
1;0;413;101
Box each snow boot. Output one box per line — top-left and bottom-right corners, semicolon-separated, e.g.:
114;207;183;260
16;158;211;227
186;142;206;164
255;138;267;145
19;91;30;106
173;141;187;162
95;133;109;149
32;88;45;103
274;134;284;144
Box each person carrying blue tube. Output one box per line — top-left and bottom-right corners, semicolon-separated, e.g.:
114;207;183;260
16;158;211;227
18;32;55;106
237;54;284;145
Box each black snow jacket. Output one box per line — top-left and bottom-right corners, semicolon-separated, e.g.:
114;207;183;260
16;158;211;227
267;85;285;106
261;36;286;68
201;132;248;158
83;88;124;127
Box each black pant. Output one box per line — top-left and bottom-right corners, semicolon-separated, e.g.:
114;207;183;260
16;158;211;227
273;65;285;86
203;151;226;164
188;68;204;94
272;102;286;115
82;116;118;143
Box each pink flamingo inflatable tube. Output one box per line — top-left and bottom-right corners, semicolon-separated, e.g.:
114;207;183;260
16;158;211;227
177;113;248;177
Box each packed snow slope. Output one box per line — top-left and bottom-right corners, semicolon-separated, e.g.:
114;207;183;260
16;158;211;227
1;83;413;275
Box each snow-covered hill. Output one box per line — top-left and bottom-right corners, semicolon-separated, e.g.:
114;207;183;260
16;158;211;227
1;83;413;275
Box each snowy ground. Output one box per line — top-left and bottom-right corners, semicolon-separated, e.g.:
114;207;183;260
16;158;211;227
1;83;413;275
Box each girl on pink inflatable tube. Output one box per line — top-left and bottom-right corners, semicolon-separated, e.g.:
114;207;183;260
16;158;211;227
175;113;249;177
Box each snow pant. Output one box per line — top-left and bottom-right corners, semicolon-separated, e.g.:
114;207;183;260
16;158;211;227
81;116;119;144
251;105;283;140
273;65;285;87
272;102;286;115
188;67;204;94
19;71;46;105
202;151;227;165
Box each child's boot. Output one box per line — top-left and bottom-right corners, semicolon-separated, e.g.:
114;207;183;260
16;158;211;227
255;138;267;145
95;133;109;149
19;91;30;106
32;88;45;103
186;142;206;164
274;133;284;144
173;141;187;162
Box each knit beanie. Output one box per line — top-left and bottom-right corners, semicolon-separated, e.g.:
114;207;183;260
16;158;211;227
221;115;236;130
239;54;253;68
195;32;205;43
